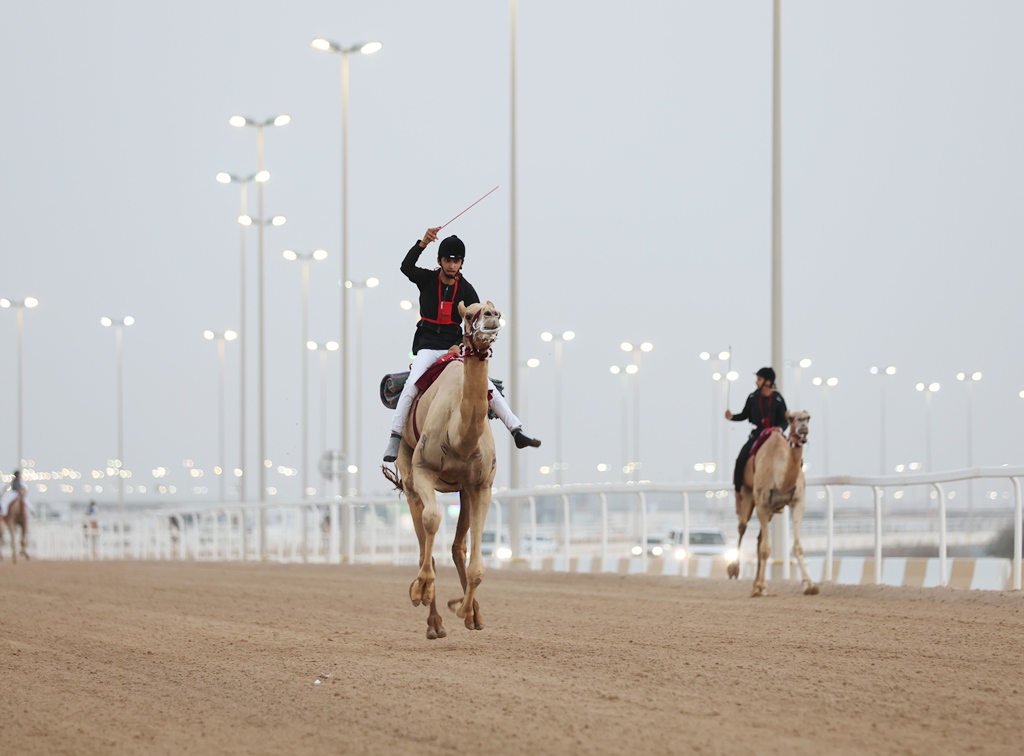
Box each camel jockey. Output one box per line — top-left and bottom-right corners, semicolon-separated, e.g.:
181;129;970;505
724;367;789;513
383;226;541;463
0;469;32;518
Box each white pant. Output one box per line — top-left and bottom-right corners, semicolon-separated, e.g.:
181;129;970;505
390;349;521;436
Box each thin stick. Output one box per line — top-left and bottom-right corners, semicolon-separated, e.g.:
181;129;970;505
439;186;499;229
726;345;733;408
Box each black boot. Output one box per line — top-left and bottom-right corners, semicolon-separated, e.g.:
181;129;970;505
512;427;541;449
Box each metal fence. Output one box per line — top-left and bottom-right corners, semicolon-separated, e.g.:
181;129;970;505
22;466;1023;591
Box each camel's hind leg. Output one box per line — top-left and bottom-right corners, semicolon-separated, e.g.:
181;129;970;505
447;485;489;630
728;485;755;579
790;495;819;595
448;494;482;628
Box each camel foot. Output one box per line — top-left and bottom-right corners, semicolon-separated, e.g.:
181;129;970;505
804;584;820;596
409;577;435;606
426;615;447;640
750;586;767;598
726;562;740;579
447;597;484;630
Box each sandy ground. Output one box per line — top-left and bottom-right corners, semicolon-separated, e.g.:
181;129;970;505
0;560;1022;755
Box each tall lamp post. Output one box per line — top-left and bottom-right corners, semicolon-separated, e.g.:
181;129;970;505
307;339;340;494
620;341;653;480
518;357;540;487
284;248;329;499
101;314;134;558
811;375;839;476
700;350;732;482
203;329;238;502
541;330;575;485
216;169;270;501
609;363;638;481
345;277;379;494
229;113;290;506
310;37;382;500
786;357;812;410
915;381;941;472
1;296;39;466
956;370;982;518
869;365;897;475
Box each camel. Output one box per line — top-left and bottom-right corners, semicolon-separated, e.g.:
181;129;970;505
1;492;30;563
382;301;502;640
726;410;818;597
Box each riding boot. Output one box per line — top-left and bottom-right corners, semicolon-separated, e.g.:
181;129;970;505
512;427;542;449
383;433;402;463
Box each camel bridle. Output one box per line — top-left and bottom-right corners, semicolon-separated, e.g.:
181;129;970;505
462;307;502;360
788;423;809;449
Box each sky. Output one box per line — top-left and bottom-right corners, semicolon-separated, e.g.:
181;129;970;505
1;1;1023;506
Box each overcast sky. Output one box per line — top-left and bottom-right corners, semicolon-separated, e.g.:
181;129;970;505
2;1;1022;505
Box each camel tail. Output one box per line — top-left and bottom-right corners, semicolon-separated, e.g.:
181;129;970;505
381;464;403;491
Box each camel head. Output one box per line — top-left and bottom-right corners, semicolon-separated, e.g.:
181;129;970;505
786;410;811;447
459;300;503;359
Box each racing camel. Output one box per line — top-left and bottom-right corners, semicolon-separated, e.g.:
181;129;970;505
1;490;30;563
727;410;819;597
383;301;502;639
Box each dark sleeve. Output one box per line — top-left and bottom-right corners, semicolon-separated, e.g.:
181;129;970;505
458;279;480;309
400;241;437;284
731;394;753;422
774;393;789;431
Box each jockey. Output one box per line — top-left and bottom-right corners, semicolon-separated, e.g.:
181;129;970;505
0;469;32;517
383;227;541;463
724;367;789;513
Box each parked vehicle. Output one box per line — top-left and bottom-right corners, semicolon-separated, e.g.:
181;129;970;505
663;527;738;562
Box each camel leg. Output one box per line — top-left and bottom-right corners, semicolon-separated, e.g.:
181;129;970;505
402;472;447;640
447;486;489;630
451;495;471;593
790;496;819;596
408;469;442;610
751;498;772;598
728;486;755;579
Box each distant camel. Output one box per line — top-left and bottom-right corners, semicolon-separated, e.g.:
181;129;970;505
1;491;30;563
727;410;818;597
383;301;502;639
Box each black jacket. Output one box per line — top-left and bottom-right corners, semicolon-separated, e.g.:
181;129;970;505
401;241;480;354
731;390;789;435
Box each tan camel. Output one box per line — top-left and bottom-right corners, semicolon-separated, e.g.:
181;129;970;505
1;493;30;563
382;301;502;640
726;410;818;597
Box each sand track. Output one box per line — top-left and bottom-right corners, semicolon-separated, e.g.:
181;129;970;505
1;561;1021;755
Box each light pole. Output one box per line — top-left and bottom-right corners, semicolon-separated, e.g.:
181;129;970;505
541;330;575;485
956;370;982;519
915;381;941;471
811;375;839;476
609;363;638;481
284;248;329;499
517;357;540;487
307;339;340;494
621;341;653;480
101;314;134;558
345;277;379;494
700;350;733;482
229;114;290;507
786;357;812;410
869;365;897;475
203;329;238;502
310;37;382;501
1;296;39;466
216;169;270;501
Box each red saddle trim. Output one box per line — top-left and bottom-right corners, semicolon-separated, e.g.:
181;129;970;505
415;353;461;393
750;427;782;472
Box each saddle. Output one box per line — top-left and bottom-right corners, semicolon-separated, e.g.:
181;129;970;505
749;426;780;461
380;357;504;420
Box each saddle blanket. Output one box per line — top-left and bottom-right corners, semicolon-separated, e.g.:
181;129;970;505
380;357;504;420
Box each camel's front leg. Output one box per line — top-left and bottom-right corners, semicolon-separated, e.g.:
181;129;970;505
790;497;819;596
728;486;755;579
447;487;488;630
408;476;441;611
751;501;772;597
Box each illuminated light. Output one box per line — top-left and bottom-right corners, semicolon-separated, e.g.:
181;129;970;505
228;115;248;127
313;249;329;261
273;114;291;127
610;366;621;375
704;490;714;499
399;300;413;310
366;277;379;287
827;377;838;387
283;249;298;261
270;215;287;226
306;340;318;351
842;490;851;500
326;341;339;351
310;38;333;51
870;366;879;375
726;371;738;381
541;332;553;342
255;170;270;182
799;358;812;368
712;371;722;381
224;330;238;341
563;331;576;341
539;466;552;475
238;214;253;226
706;463;716;473
203;330;215;340
716;350;728;360
694;463;704;471
699;352;710;360
596;463;608;472
360;41;382;55
812;377;822;386
264;460;272;468
234;469;243;478
346;465;358;474
526;358;540;368
216;172;232;184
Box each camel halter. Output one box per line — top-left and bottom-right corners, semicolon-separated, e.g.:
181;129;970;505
462;308;500;360
788;426;809;449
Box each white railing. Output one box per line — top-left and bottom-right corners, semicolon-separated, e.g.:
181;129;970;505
22;466;1023;590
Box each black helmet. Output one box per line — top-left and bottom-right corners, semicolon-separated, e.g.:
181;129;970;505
438;235;466;260
756;367;776;384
